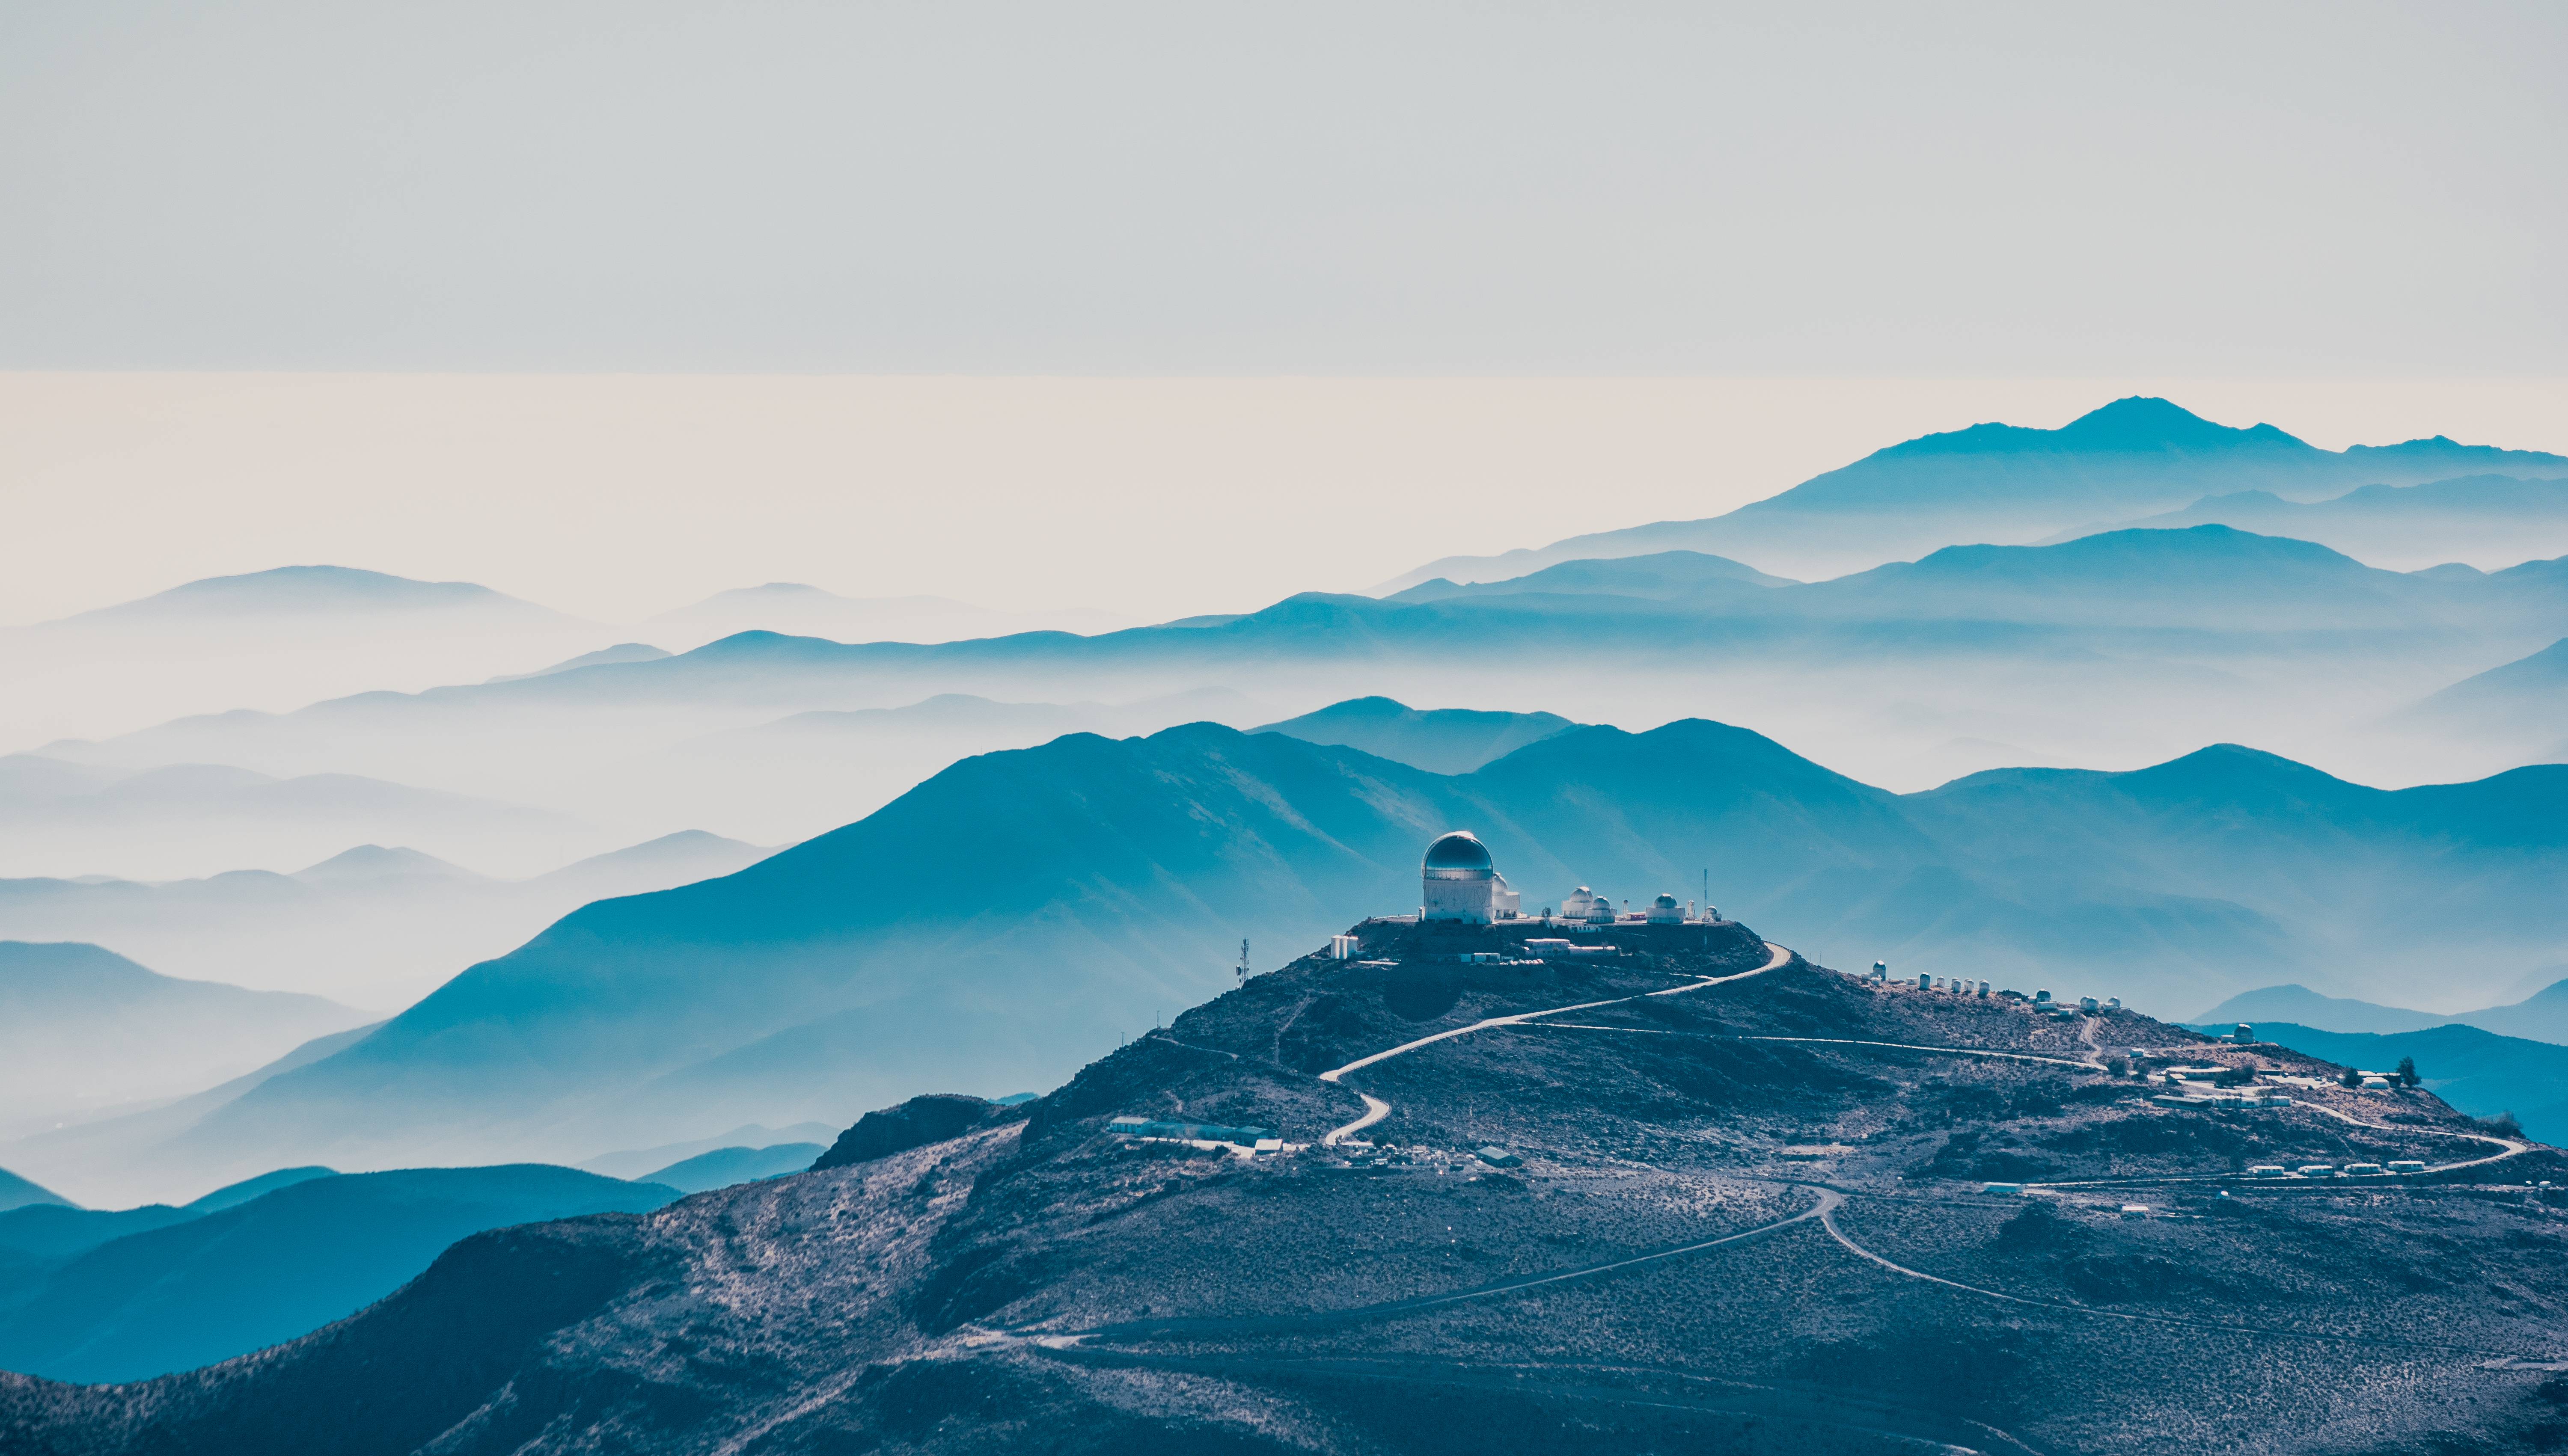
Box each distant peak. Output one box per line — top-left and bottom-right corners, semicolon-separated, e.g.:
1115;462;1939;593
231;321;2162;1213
49;563;560;626
2125;741;2359;792
2056;397;2308;452
294;844;480;882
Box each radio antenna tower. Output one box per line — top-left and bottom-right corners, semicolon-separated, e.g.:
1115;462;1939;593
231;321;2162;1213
1236;938;1250;986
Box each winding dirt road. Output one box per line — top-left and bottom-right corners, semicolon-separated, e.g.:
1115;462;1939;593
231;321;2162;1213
1316;940;1795;1146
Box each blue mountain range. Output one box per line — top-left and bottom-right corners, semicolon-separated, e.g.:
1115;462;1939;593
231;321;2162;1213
1377;397;2568;586
0;1164;675;1384
43;565;579;629
62;526;2568;778
158;713;2568;1179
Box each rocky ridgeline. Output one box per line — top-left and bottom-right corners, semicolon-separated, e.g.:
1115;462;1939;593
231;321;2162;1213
8;916;2568;1455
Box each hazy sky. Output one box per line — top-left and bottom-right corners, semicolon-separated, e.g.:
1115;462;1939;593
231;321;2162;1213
6;374;2566;625
4;5;2564;625
3;1;2562;372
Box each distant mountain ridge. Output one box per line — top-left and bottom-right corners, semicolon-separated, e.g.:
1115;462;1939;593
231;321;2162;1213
0;1166;72;1213
1377;397;2568;587
147;715;2568;1180
2043;473;2568;571
648;582;1130;649
0;943;370;1133
0;830;771;1014
1386;550;1796;603
2399;635;2568;746
41;566;579;630
2198;976;2568;1047
0;752;591;883
1252;697;1576;774
0;1164;677;1384
67;526;2568;746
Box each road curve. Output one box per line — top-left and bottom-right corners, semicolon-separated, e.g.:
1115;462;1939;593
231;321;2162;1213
1534;1024;2099;1070
1317;940;1794;1146
1814;1192;2526;1358
1042;1186;1832;1347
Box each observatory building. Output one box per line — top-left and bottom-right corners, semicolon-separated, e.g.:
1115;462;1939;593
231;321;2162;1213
1421;830;1520;923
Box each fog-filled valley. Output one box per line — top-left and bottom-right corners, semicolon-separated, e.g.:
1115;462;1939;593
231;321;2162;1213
10;396;2568;1442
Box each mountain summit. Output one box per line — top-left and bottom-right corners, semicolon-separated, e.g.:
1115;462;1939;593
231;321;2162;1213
11;926;2565;1453
45;566;576;630
1379;398;2568;587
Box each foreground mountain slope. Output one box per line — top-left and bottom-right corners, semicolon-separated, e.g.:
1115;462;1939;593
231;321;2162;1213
8;926;2562;1454
2236;1021;2568;1145
1380;397;2568;587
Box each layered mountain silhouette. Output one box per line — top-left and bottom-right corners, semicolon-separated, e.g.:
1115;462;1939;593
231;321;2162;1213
3;566;628;755
2046;472;2568;571
51;526;2568;828
0;1167;71;1214
36;566;582;631
574;1123;841;1181
1252;697;1575;773
2200;976;2568;1048
0;1168;337;1268
648;582;1129;650
139;716;2568;1182
1386;549;1795;604
0;1165;676;1384
2195;983;2449;1036
0;754;592;881
1378;398;2568;587
0;830;771;1008
0;943;369;1133
635;1142;825;1193
484;641;670;682
2395;635;2568;764
2;1024;380;1210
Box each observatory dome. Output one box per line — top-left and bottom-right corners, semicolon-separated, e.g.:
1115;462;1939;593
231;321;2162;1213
1422;831;1495;881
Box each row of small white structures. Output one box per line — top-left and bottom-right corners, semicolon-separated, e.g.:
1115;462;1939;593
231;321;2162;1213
1863;961;2118;1013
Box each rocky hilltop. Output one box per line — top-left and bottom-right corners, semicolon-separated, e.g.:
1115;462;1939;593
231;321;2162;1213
8;917;2566;1455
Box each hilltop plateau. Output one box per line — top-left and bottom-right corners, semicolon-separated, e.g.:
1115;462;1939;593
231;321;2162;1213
8;919;2562;1455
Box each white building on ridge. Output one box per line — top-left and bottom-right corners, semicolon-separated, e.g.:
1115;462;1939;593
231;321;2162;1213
1421;830;1518;922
